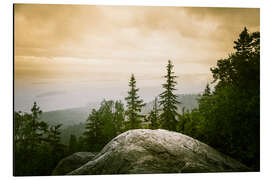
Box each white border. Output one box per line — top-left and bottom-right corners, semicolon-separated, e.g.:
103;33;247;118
10;0;262;8
1;0;270;180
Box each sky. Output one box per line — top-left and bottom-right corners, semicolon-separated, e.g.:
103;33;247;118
14;4;260;112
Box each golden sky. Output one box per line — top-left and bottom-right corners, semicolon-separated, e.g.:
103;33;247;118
14;4;260;111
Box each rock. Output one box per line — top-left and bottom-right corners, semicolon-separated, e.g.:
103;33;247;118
68;129;250;175
52;152;96;175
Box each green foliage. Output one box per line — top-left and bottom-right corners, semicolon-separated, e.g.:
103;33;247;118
159;60;181;131
177;108;204;140
125;74;146;129
146;97;160;129
173;28;259;171
197;28;260;170
14;102;66;176
211;27;259;90
59;123;85;145
83;108;103;151
83;100;126;151
113;100;126;133
68;134;79;154
203;83;211;96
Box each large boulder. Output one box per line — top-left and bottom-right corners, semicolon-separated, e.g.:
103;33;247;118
68;129;249;175
52;152;96;175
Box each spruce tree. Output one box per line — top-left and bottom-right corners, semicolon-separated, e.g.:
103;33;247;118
125;74;145;129
159;60;180;131
14;102;64;176
203;83;211;96
68;134;78;154
83;109;102;151
48;124;62;151
147;97;160;129
113;100;125;134
29;102;43;151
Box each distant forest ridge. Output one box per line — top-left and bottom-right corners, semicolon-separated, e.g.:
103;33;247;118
41;94;199;127
40;94;199;144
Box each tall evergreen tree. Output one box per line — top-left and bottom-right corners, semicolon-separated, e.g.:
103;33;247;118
125;74;145;129
83;109;102;151
29;102;43;151
159;60;180;131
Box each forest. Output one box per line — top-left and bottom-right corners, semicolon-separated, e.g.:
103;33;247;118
14;28;260;175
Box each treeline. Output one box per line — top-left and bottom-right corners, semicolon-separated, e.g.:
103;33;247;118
14;27;260;175
14;103;66;176
175;27;260;170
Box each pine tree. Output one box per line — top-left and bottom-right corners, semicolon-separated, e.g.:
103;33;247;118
199;28;260;170
159;60;180;131
113;100;125;134
83;109;102;151
48;124;62;150
68;134;78;154
14;102;65;176
47;124;65;170
203;83;211;96
29;102;43;151
82;100;126;151
100;100;117;142
125;74;145;129
147;97;160;129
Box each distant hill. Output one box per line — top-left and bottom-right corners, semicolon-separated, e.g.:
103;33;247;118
40;105;97;145
40;102;100;128
41;94;200;144
40;107;89;127
41;94;199;127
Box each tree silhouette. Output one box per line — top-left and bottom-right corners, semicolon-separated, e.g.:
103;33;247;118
14;102;65;176
199;28;260;170
125;74;145;129
159;60;180;131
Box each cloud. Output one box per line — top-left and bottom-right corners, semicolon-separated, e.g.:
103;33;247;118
15;5;259;56
36;90;67;98
14;4;260;80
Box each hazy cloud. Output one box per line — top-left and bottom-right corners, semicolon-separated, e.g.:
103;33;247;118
36;90;67;98
14;5;259;62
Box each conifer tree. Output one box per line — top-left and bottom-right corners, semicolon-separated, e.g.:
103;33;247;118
203;83;211;96
125;74;145;129
83;109;102;151
29;102;43;151
83;100;126;151
48;124;62;150
113;100;125;134
68;134;78;154
147;97;160;129
14;102;64;176
159;60;180;131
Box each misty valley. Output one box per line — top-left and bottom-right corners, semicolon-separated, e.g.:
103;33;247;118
40;94;199;144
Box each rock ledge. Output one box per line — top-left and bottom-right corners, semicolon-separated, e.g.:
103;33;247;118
66;129;249;175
